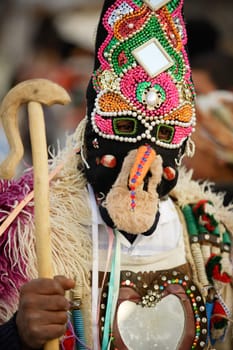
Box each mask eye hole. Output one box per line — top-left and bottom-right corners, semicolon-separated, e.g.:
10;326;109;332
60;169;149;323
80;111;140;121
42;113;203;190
157;124;174;143
113;118;137;135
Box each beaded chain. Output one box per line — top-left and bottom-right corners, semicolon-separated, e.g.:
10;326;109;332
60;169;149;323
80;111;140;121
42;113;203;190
90;0;196;149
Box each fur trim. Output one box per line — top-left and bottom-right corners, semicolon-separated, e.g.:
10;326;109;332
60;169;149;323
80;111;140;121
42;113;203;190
0;171;35;322
172;167;233;234
0;119;93;345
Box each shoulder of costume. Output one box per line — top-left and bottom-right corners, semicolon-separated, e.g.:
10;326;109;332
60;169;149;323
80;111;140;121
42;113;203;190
0;118;92;323
171;166;233;235
0;117;89;231
171;170;233;346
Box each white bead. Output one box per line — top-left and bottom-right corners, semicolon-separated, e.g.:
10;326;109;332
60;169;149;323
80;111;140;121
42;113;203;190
146;90;157;106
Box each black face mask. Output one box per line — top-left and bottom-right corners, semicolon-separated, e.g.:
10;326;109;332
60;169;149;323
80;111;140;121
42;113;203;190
84;115;186;199
83;0;195;234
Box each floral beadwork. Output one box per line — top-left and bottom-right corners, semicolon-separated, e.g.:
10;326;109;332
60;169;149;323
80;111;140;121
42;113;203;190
120;68;179;116
92;0;196;149
114;4;150;41
157;7;182;50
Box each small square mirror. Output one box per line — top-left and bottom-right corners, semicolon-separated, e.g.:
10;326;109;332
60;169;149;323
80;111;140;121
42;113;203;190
143;0;171;11
132;38;174;78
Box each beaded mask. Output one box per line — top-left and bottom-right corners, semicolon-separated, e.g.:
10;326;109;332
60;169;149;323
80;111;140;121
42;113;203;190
84;0;196;233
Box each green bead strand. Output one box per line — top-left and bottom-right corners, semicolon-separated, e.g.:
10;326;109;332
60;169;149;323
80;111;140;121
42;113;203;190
182;205;199;237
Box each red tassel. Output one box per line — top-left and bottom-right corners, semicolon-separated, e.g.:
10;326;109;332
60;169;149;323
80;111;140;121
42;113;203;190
62;328;76;350
212;265;231;283
211;300;227;325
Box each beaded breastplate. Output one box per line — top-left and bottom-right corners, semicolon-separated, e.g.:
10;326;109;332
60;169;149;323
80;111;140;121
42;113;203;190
99;265;208;349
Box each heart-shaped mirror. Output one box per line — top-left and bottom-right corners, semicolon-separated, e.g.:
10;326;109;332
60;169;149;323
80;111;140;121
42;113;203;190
117;294;185;349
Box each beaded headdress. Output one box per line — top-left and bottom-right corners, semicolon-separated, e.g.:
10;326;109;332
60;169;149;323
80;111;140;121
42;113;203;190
84;0;196;198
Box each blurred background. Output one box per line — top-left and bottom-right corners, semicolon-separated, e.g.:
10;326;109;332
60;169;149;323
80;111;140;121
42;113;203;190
0;0;233;204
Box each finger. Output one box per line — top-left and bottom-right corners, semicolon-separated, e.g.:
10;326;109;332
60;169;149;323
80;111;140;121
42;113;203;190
20;277;74;296
54;275;75;291
28;310;68;326
21;294;70;312
38;324;67;343
16;309;68;349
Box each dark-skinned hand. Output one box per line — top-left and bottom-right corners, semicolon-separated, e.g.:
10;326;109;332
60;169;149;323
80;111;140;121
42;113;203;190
16;276;75;349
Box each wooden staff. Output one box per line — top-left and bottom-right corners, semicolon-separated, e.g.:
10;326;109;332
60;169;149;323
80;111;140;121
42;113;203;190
0;79;71;350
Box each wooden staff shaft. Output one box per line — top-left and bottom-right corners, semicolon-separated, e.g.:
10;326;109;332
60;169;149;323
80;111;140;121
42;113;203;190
28;101;59;350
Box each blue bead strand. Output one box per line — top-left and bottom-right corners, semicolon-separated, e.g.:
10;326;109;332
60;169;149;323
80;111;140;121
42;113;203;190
72;309;87;350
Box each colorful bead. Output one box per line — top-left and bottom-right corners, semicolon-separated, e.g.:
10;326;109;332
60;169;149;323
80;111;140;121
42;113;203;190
91;0;195;149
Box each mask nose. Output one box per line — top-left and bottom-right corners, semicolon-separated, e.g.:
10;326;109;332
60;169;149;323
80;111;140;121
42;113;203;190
128;145;156;193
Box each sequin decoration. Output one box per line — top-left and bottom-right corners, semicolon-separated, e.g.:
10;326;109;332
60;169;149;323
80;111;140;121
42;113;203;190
98;70;120;91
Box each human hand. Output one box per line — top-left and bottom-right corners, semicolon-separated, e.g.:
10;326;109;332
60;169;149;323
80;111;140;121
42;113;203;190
16;276;75;349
